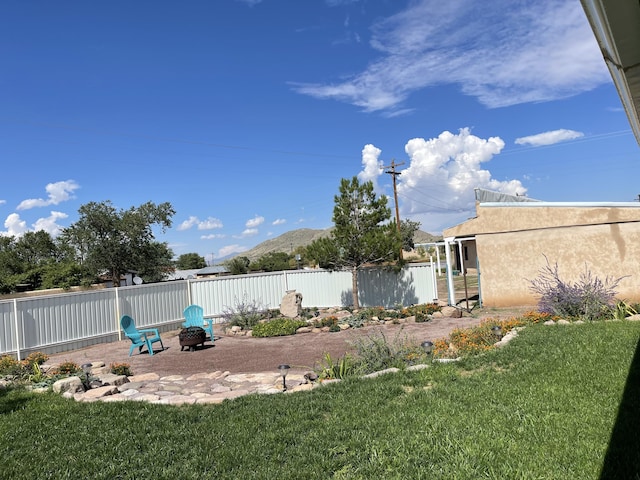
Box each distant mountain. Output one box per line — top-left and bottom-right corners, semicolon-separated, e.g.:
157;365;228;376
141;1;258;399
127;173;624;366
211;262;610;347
220;228;442;263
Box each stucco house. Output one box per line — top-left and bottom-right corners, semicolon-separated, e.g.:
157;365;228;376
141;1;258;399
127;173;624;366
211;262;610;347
442;189;640;307
438;2;640;307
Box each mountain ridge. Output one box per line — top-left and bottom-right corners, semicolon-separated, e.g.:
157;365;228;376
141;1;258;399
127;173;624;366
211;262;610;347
220;228;442;263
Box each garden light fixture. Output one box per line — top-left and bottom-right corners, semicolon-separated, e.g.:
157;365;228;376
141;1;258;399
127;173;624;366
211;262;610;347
421;340;434;355
278;364;290;392
491;325;503;340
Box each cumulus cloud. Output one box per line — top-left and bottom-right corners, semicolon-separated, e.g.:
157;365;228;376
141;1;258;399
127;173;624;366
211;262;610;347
357;144;384;192
291;0;608;114
234;228;259;239
515;129;584;146
1;213;28;237
359;128;526;233
17;180;79;210
177;216;223;231
200;233;225;240
32;211;68;236
272;218;286;225
0;200;6;205
245;215;265;228
218;244;248;258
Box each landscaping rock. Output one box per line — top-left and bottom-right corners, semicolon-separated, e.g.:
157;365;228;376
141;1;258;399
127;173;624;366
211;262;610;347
53;376;84;394
280;290;303;318
96;373;129;387
440;306;462;318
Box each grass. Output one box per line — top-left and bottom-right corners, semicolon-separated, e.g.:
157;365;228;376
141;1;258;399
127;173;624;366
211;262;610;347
1;321;640;479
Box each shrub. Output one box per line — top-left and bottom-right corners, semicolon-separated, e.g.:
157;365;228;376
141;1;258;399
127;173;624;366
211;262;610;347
528;258;623;321
110;363;133;376
0;355;24;378
314;315;338;328
222;294;268;330
414;312;429;323
251;318;307;337
349;329;425;374
24;351;49;367
55;361;80;375
318;353;356;380
402;303;441;316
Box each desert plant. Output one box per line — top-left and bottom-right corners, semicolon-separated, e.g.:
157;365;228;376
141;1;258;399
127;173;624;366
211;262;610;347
402;303;441;316
0;355;24;378
613;300;638;320
251;318;307;337
221;294;268;330
110;363;133;376
55;361;80;375
349;329;425;374
317;352;356;379
528;258;623;321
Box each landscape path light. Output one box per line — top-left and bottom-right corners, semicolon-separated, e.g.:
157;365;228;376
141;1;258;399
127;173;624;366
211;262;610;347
421;340;434;356
491;325;503;340
278;364;290;392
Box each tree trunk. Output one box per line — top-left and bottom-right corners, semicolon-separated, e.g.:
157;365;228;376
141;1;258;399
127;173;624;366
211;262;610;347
351;265;359;309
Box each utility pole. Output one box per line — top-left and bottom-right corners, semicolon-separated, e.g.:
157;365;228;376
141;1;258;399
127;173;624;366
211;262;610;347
384;159;405;260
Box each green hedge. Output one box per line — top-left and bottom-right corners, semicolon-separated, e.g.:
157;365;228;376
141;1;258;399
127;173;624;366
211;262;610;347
251;318;307;337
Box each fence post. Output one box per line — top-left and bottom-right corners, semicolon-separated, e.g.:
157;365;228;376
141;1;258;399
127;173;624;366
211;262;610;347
115;287;122;341
13;298;21;360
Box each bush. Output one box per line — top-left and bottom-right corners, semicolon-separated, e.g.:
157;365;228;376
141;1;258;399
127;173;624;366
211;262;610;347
349;329;425;374
251;318;307;337
110;363;133;376
402;303;441;316
55;361;80;375
0;355;24;378
318;353;356;380
528;258;623;321
221;294;268;330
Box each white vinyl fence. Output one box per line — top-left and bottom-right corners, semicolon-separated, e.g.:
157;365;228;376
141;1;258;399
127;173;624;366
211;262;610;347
0;263;437;359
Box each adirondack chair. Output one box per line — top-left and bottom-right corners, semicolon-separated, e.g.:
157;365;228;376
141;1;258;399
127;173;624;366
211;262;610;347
120;315;165;356
183;304;214;342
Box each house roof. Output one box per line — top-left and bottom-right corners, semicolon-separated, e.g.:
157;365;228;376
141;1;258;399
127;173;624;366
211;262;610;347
581;0;640;144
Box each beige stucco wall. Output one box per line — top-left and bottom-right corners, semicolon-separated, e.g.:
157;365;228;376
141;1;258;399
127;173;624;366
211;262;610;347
444;204;640;307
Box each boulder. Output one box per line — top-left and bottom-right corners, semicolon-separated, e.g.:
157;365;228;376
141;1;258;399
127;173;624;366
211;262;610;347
53;376;84;394
280;290;303;318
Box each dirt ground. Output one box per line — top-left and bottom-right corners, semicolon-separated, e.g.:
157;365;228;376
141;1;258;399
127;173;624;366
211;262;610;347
44;307;532;378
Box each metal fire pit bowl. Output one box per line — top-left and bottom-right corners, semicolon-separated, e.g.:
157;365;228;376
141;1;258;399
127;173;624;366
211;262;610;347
178;326;206;352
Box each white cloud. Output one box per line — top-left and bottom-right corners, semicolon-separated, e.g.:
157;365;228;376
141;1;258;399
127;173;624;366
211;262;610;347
17;180;79;210
272;218;287;226
32;211;68;236
234;228;259;239
292;0;608;114
198;217;224;230
200;233;226;240
218;244;248;258
357;144;384;192
359;128;525;233
177;216;223;231
245;215;264;228
0;200;6;205
177;216;199;231
515;129;584;146
1;213;28;237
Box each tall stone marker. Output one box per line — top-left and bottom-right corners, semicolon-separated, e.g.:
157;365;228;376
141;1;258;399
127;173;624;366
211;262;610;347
281;290;303;318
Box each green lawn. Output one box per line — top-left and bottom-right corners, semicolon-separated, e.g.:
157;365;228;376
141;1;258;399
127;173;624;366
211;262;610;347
1;321;639;479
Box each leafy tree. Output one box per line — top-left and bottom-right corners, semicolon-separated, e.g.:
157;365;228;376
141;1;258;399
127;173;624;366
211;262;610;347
61;200;175;286
400;219;421;252
306;176;402;308
226;256;250;275
250;251;292;272
176;253;206;270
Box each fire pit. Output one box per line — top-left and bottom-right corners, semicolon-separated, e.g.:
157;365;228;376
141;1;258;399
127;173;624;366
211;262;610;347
178;326;206;352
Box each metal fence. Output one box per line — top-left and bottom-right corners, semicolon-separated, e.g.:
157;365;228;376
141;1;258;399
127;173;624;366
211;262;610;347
0;263;437;359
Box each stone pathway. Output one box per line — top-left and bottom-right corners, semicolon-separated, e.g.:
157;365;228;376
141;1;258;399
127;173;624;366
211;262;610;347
57;365;316;405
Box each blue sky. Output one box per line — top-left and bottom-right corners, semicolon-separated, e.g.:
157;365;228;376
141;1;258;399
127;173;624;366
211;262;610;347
2;0;639;263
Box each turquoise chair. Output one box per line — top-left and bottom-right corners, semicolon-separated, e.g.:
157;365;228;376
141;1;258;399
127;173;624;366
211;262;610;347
120;315;165;356
183;304;214;342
